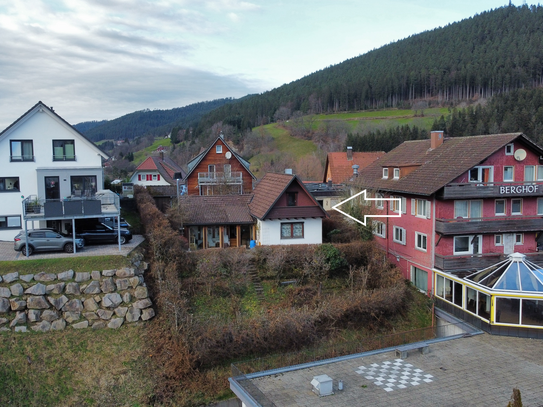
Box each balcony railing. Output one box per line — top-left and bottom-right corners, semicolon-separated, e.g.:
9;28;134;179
435;252;543;272
198;171;242;185
22;190;120;220
436;215;543;235
440;181;543;200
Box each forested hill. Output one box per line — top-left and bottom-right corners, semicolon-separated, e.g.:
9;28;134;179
75;98;235;142
197;5;543;134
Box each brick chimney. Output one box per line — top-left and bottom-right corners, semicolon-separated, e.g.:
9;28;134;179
431;131;444;149
347;146;353;161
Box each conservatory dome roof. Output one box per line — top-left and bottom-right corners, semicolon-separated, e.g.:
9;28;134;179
465;253;543;292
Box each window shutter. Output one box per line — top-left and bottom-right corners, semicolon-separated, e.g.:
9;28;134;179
402;197;406;214
157;174;161;181
411;199;415;215
426;200;431;219
138;174;141;181
390;197;393;210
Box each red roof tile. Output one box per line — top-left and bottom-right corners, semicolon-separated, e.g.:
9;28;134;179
134;155;186;185
324;151;385;183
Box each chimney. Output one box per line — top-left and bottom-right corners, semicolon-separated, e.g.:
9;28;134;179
160;151;164;161
431;131;444;149
347;146;353;161
352;164;359;177
285;168;293;175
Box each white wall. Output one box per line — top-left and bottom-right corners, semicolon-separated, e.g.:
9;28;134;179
257;218;322;246
130;170;171;186
0;106;106;241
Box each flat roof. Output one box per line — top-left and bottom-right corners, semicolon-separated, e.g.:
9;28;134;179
236;333;543;406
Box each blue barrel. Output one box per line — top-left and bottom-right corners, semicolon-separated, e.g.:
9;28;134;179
249;240;256;249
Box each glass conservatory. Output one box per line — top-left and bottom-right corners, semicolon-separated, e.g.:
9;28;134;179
434;253;543;333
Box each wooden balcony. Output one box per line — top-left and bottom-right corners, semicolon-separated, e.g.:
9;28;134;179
435;252;543;272
436;216;543;235
440;181;543;200
198;171;243;185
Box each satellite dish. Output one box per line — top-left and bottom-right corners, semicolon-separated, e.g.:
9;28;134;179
225;152;232;159
514;149;527;161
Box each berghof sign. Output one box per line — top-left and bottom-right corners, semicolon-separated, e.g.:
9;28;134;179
500;185;539;194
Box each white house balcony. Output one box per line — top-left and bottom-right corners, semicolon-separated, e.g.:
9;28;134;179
22;190;120;221
198;172;243;185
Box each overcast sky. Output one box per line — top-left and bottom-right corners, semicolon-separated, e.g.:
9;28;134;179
0;0;511;128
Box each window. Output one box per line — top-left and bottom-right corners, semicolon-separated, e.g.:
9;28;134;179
469;166;493;183
372;221;386;238
10;140;33;161
216;145;222;153
415;232;427;251
286;192;297;206
393;168;400;179
454;200;482;219
495;199;506;216
538;198;543;215
515;233;524;245
411;266;428;293
0;177;20;192
503;166;514;182
53;140;75;161
454;235;481;255
0;215;21;229
382;168;389;179
505;143;514;155
393;226;406;245
152;174;160;181
376;193;384;209
538;166;543;181
281;222;303;239
495;234;503;246
71;176;97;197
511;198;522;215
525;166;535;183
411;199;431;219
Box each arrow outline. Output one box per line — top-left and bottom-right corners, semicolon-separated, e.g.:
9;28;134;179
331;189;402;226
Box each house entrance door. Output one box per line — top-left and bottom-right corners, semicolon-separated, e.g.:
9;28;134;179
45;177;60;200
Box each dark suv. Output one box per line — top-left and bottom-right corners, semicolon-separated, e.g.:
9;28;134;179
14;229;85;256
75;222;132;245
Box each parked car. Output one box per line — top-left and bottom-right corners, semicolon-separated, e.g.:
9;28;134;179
14;229;85;256
75;222;132;245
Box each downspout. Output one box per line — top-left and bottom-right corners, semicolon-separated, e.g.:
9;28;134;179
431;194;436;296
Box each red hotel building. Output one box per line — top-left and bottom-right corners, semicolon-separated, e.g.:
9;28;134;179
356;131;543;294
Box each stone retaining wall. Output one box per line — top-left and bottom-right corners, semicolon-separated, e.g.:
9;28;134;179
0;266;154;333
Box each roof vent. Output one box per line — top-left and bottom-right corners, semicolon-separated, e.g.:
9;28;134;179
347;146;353;161
285;168;293;175
352;164;359;177
311;374;333;396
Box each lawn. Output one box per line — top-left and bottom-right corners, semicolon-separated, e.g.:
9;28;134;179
0;255;130;275
133;137;172;165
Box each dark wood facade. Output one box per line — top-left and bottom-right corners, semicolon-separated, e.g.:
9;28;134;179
186;138;254;196
436;216;543;235
440;182;543;200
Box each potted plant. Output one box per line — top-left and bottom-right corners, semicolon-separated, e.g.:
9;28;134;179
25;197;41;214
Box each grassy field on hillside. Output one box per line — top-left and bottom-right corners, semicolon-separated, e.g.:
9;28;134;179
133;137;172;165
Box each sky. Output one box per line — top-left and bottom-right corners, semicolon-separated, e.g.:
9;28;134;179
0;0;513;128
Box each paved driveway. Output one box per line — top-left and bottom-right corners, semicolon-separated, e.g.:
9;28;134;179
0;235;145;260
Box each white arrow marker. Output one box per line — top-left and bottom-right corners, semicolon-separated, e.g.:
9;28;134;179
332;189;402;226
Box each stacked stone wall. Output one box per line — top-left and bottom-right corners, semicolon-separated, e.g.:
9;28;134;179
0;266;154;333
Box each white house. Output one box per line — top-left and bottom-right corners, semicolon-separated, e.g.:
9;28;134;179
248;173;328;246
0;101;109;241
129;154;186;188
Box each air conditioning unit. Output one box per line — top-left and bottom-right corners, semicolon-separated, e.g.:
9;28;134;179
311;374;333;396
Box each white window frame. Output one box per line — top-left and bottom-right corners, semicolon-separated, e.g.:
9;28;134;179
495;199;506;216
393;168;400;179
376;193;384;210
382;168;389;179
389;195;403;213
538;198;543;215
454;200;482;219
216;145;222;153
511;198;522;215
503;166;514;182
411;266;428;293
505;143;514;155
393;226;406;245
415;232;427;252
469;166;494;183
454;235;482;255
495;234;503;246
525;165;535;183
411;199;431;219
372;221;386;238
515;233;524;245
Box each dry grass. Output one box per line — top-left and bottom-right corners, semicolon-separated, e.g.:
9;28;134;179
0;325;153;407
